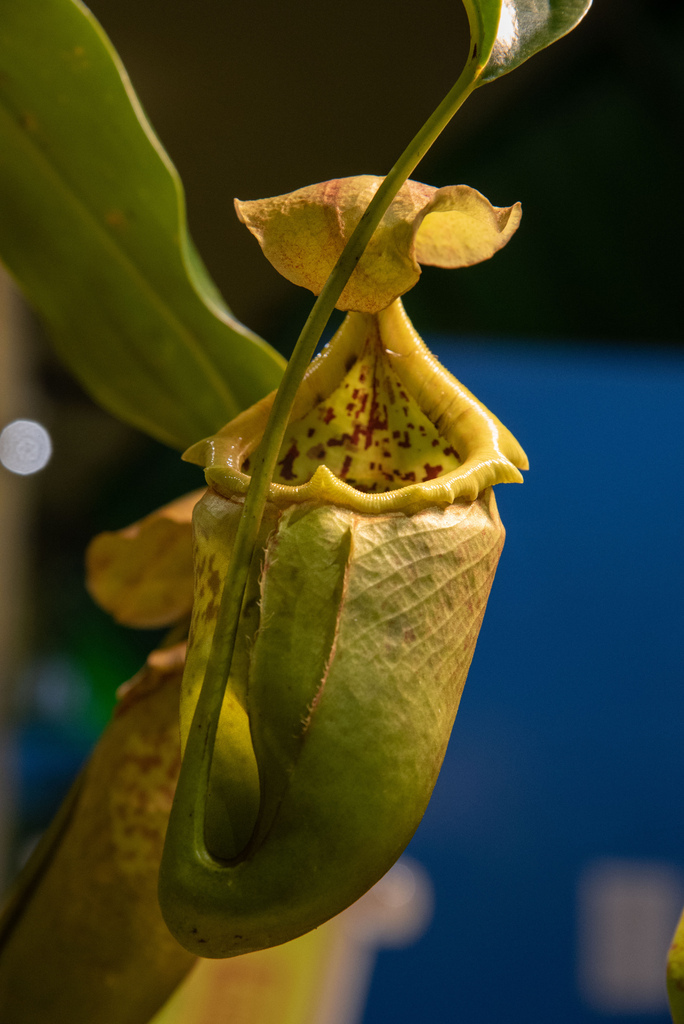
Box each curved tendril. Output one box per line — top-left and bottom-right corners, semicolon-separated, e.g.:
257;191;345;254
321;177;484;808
160;43;483;896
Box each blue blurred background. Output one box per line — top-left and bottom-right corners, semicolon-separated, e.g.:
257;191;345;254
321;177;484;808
362;338;684;1023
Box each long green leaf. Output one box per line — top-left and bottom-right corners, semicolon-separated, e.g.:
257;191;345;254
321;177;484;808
464;0;592;84
0;0;285;450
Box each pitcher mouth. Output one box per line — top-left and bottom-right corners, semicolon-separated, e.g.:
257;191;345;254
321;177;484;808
184;300;527;515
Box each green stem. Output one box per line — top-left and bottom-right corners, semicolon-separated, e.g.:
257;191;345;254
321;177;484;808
164;58;480;870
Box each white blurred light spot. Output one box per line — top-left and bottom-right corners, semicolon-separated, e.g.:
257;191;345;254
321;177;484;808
342;857;434;947
373;859;417;910
0;419;52;475
577;858;684;1014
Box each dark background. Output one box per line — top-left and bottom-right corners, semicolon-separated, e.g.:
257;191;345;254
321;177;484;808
63;0;684;351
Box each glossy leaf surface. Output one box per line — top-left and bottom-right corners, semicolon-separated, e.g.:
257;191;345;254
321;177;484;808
0;0;285;449
464;0;592;84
